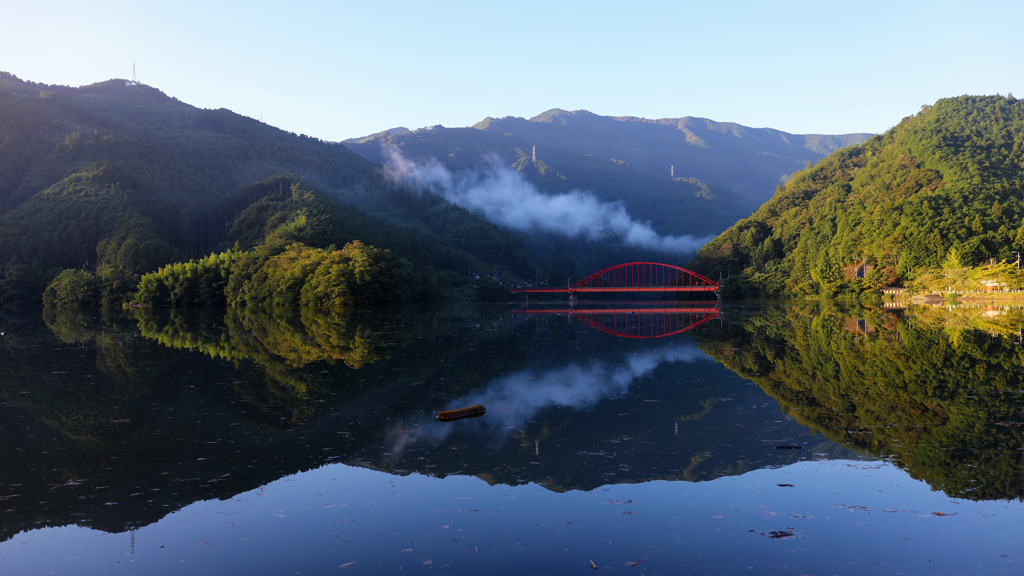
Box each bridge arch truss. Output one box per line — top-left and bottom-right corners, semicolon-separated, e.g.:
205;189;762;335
570;262;718;293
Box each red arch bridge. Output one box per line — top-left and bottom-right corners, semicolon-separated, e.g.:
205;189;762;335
512;306;720;339
511;262;718;300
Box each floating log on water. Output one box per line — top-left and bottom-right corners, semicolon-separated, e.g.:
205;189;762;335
436;404;486;422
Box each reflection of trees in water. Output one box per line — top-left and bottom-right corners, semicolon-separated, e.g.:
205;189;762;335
134;308;400;423
227;308;395;369
907;304;1024;344
700;303;1024;501
0;305;535;541
16;310;180;445
136;308;395;368
42;307;98;343
2;302;858;542
135;308;396;369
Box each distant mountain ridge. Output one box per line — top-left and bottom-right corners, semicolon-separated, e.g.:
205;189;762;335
345;123;743;238
346;110;871;241
472;108;872;200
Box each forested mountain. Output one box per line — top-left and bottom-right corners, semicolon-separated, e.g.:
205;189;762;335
0;72;535;306
473;109;870;204
690;95;1024;298
345;111;870;248
0;70;886;308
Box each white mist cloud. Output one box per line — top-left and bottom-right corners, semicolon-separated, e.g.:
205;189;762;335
384;343;714;455
383;148;712;254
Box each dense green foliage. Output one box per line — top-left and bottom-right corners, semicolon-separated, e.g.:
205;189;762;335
1;163;182;306
230;240;409;307
134;182;532;307
691;96;1024;298
41;269;101;308
698;303;1024;500
135;250;239;307
137;237;419;309
907;250;1024;294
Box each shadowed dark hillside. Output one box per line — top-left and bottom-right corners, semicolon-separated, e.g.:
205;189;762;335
0;73;538;306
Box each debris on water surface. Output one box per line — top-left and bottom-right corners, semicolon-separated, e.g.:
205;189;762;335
763;531;795;539
777;484;794;487
775;445;802;450
589;559;597;569
436;405;486;422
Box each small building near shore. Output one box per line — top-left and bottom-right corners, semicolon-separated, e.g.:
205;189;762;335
981;280;1007;293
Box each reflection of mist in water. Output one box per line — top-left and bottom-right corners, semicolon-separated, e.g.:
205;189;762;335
386;343;713;455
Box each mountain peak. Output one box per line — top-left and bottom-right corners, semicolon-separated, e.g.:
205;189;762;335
528;108;595;123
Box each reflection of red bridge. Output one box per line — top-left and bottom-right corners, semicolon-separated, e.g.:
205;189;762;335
511;262;718;298
513;306;720;339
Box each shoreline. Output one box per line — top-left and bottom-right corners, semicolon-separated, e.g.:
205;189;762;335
902;292;1024;305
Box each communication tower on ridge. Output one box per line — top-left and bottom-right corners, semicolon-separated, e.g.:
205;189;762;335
532;145;537;163
126;62;139;86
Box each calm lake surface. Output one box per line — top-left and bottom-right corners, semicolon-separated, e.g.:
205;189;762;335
0;302;1022;575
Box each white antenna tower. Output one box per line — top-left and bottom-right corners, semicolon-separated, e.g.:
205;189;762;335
532;145;537;163
671;164;674;178
126;62;139;86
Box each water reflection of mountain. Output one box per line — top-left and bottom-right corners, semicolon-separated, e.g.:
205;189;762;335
697;303;1024;501
0;307;535;543
361;340;860;491
0;305;853;545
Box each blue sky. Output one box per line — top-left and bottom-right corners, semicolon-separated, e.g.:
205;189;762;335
5;0;1021;141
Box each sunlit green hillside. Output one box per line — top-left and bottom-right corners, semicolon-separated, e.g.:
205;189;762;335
690;95;1024;298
